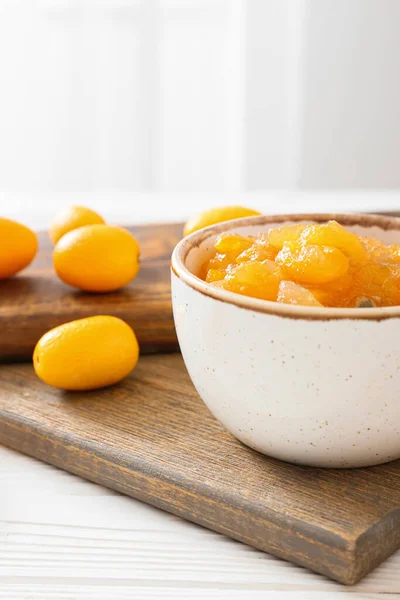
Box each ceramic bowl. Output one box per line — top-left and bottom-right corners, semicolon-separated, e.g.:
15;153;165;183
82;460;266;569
171;213;400;468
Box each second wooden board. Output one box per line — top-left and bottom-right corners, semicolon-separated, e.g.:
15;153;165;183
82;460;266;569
0;353;399;585
0;222;181;360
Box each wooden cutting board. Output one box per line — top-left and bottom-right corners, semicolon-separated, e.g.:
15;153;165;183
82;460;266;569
0;222;182;361
0;353;399;585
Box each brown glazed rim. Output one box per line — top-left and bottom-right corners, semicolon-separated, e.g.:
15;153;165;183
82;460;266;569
171;212;400;321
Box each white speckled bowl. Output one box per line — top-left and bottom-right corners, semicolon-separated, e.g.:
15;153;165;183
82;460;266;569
171;213;400;468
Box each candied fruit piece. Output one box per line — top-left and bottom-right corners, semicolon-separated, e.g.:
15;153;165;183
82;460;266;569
207;252;232;270
214;233;253;254
277;281;322;307
237;234;277;263
220;260;282;301
301;221;368;265
360;236;393;263
205;268;226;283
268;224;306;250
276;242;349;285
205;235;254;275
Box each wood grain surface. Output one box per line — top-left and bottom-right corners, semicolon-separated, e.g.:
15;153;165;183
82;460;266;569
0;222;182;361
2;444;399;599
0;353;399;585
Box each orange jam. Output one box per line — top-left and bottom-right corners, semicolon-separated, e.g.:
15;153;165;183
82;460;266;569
202;221;400;308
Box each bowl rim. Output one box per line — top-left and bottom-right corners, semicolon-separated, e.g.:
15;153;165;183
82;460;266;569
171;212;400;321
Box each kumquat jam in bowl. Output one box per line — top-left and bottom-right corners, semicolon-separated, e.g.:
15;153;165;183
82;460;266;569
172;213;400;468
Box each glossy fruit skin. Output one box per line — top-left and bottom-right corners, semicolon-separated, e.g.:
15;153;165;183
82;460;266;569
53;224;140;292
219;259;282;301
33;316;139;390
268;224;306;250
50;205;105;244
183;206;261;237
236;234;278;263
0;217;38;279
214;233;253;255
277;280;322;307
300;221;368;265
276;242;349;285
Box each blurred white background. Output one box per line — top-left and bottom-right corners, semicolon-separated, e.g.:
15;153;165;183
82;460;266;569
1;0;400;220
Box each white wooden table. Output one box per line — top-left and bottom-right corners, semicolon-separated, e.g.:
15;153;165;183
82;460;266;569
2;193;400;599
